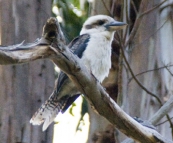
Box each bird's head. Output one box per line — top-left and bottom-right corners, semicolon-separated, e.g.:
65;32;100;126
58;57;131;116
80;15;127;36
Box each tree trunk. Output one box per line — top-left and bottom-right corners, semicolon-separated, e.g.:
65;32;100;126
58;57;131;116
0;1;54;143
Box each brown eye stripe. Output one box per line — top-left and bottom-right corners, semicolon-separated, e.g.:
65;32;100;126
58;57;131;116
85;24;93;29
85;19;108;29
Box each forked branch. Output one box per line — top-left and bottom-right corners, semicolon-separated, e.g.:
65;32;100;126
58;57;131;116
0;18;172;143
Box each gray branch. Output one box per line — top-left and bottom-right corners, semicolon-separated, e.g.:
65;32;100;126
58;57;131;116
47;18;172;143
0;38;55;65
0;17;172;143
149;95;173;125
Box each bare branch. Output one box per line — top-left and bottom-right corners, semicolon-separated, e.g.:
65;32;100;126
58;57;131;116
0;17;172;143
129;63;173;83
139;0;167;18
117;45;123;105
131;0;138;15
0;38;54;65
118;33;162;105
156;117;173;126
165;66;173;76
149;96;173;125
124;14;141;47
101;0;112;16
118;31;173;133
0;17;66;65
125;0;167;47
110;0;116;16
122;95;173;143
48;18;172;143
128;18;168;52
160;2;173;12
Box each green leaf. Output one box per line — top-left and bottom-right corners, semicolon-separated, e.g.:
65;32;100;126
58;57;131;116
69;102;76;116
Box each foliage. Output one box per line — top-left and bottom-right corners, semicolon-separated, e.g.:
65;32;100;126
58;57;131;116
53;0;89;42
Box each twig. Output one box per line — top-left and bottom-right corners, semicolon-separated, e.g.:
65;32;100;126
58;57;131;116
128;64;173;83
149;95;173;125
131;0;138;15
117;42;123;105
117;33;162;105
166;114;173;138
160;3;173;12
121;95;173;143
119;33;173;133
127;18;168;52
123;0;130;44
139;0;167;18
125;0;167;47
165;66;173;76
110;0;116;16
156;116;173;126
124;15;142;47
124;0;144;47
149;96;173;138
119;30;173;139
125;0;130;23
127;17;168;83
101;0;112;16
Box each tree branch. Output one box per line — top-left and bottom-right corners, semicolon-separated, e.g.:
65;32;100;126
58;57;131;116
118;31;173;134
128;64;173;83
122;95;173;143
0;17;172;143
149;95;173;125
48;18;172;143
0;38;55;65
0;17;65;65
125;0;167;47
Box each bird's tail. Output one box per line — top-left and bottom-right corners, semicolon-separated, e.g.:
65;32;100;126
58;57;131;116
30;95;68;131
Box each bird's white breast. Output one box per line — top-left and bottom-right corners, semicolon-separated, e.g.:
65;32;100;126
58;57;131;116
81;33;113;82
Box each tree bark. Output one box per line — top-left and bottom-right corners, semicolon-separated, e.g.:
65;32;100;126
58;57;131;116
0;1;54;143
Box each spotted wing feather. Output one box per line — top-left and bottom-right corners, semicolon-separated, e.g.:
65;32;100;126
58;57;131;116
30;34;90;131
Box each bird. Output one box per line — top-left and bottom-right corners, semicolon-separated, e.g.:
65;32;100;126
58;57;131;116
30;15;127;131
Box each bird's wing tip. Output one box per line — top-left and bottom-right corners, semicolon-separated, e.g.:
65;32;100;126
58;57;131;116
42;117;54;131
30;117;44;125
42;124;48;131
30;119;33;124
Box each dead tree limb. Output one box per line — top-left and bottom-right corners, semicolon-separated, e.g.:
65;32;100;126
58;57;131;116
122;95;173;143
0;38;54;65
0;17;172;143
149;95;173;125
46;18;173;143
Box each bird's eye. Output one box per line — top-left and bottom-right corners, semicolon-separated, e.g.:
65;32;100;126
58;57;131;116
98;20;105;25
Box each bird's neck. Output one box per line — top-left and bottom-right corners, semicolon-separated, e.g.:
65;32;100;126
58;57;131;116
91;31;115;42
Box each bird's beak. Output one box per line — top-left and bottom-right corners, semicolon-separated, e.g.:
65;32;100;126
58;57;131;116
105;21;127;31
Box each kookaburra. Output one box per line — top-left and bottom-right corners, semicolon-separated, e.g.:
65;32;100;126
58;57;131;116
30;15;126;131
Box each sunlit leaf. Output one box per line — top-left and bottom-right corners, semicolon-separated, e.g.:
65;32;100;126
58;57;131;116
76;97;88;132
69;102;77;116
